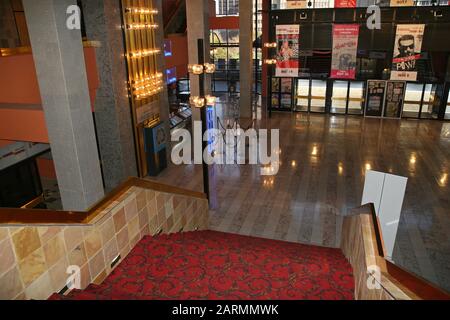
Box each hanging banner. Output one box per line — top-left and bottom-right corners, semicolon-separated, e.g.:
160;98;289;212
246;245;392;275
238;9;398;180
286;0;308;8
275;25;299;78
331;24;359;79
335;0;356;7
389;0;414;6
390;24;425;81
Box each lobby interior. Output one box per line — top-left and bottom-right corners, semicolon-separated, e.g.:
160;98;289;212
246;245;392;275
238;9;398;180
0;0;449;300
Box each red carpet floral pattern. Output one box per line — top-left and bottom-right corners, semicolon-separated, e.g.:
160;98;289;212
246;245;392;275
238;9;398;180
50;231;354;300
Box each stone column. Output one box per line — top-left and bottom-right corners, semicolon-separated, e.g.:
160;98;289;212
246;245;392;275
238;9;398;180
80;0;138;191
239;0;253;118
186;0;211;122
23;0;104;210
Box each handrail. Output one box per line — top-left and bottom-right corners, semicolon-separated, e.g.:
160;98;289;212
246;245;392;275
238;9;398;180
0;41;101;57
365;204;450;300
0;177;206;225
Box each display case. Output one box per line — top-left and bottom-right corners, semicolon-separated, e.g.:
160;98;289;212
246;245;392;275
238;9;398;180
270;77;293;111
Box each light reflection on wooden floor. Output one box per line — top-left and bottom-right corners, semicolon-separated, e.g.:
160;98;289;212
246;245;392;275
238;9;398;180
147;108;450;292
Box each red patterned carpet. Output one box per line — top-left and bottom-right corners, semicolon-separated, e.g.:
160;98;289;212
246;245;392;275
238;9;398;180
50;230;354;300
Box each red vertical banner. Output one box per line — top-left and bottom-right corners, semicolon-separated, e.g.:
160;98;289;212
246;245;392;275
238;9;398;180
334;0;356;7
331;24;359;79
275;25;300;78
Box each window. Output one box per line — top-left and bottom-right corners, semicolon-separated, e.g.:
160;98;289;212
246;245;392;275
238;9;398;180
216;0;239;16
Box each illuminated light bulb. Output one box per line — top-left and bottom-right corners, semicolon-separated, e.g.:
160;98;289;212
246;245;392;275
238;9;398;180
204;63;216;74
205;95;216;106
190;96;205;108
439;173;448;187
263;42;277;48
125;7;158;15
188;64;204;75
129;49;160;58
365;163;372;171
126;23;159;30
264;59;277;65
338;162;344;175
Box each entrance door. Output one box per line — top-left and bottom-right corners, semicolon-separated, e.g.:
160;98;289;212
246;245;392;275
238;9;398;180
310;80;327;113
403;83;423;118
331;80;348;114
446;88;450;120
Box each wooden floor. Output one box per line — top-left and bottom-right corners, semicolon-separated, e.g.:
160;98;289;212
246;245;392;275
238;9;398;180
147;104;450;292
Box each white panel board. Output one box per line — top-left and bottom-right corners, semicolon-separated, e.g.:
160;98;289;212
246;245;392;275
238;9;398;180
378;173;408;259
361;170;385;214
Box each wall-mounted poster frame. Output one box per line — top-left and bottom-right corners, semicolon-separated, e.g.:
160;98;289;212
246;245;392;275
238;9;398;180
383;81;406;119
364;80;387;118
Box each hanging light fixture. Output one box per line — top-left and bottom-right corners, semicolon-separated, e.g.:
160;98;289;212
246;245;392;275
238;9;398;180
205;95;216;106
264;42;277;48
204;63;216;74
190;96;206;108
264;59;277;65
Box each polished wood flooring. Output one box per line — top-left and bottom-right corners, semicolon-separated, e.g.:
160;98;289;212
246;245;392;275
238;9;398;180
147;105;450;292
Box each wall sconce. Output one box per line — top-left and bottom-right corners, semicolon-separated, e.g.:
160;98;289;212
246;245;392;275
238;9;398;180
129;49;160;58
264;59;277;65
188;63;216;75
126;23;159;30
125;7;158;15
190;96;206;108
264;42;277;48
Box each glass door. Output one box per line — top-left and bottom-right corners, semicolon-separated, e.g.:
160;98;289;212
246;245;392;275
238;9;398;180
403;83;423;118
420;84;436;119
446;88;450;120
331;81;348;114
295;79;310;112
310;80;326;113
348;81;365;115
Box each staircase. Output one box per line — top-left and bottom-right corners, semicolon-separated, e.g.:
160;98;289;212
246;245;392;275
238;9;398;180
49;230;354;300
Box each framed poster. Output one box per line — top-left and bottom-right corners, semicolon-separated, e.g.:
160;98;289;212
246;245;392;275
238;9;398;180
281;94;292;109
331;24;359;79
271;94;280;109
365;80;387;117
390;24;425;81
281;78;292;93
384;81;406;118
272;78;280;92
275;25;299;78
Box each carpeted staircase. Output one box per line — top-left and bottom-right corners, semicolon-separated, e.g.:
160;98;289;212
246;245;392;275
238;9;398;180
49;230;354;300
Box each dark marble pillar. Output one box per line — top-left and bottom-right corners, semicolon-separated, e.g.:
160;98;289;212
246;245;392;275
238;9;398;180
80;0;138;191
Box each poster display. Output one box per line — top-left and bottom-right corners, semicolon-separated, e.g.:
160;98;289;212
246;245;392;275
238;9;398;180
331;24;359;79
286;0;308;8
365;80;386;117
389;0;414;6
390;24;425;81
334;0;356;7
384;81;406;118
275;25;299;78
281;78;292;93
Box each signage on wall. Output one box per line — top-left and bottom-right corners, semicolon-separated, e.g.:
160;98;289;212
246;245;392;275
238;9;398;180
275;25;300;78
334;0;356;7
331;24;359;79
390;24;425;81
389;0;414;6
286;0;308;8
384;81;406;118
365;80;387;117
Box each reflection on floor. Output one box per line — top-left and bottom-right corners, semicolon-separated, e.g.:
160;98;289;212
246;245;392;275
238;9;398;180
147;103;450;293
